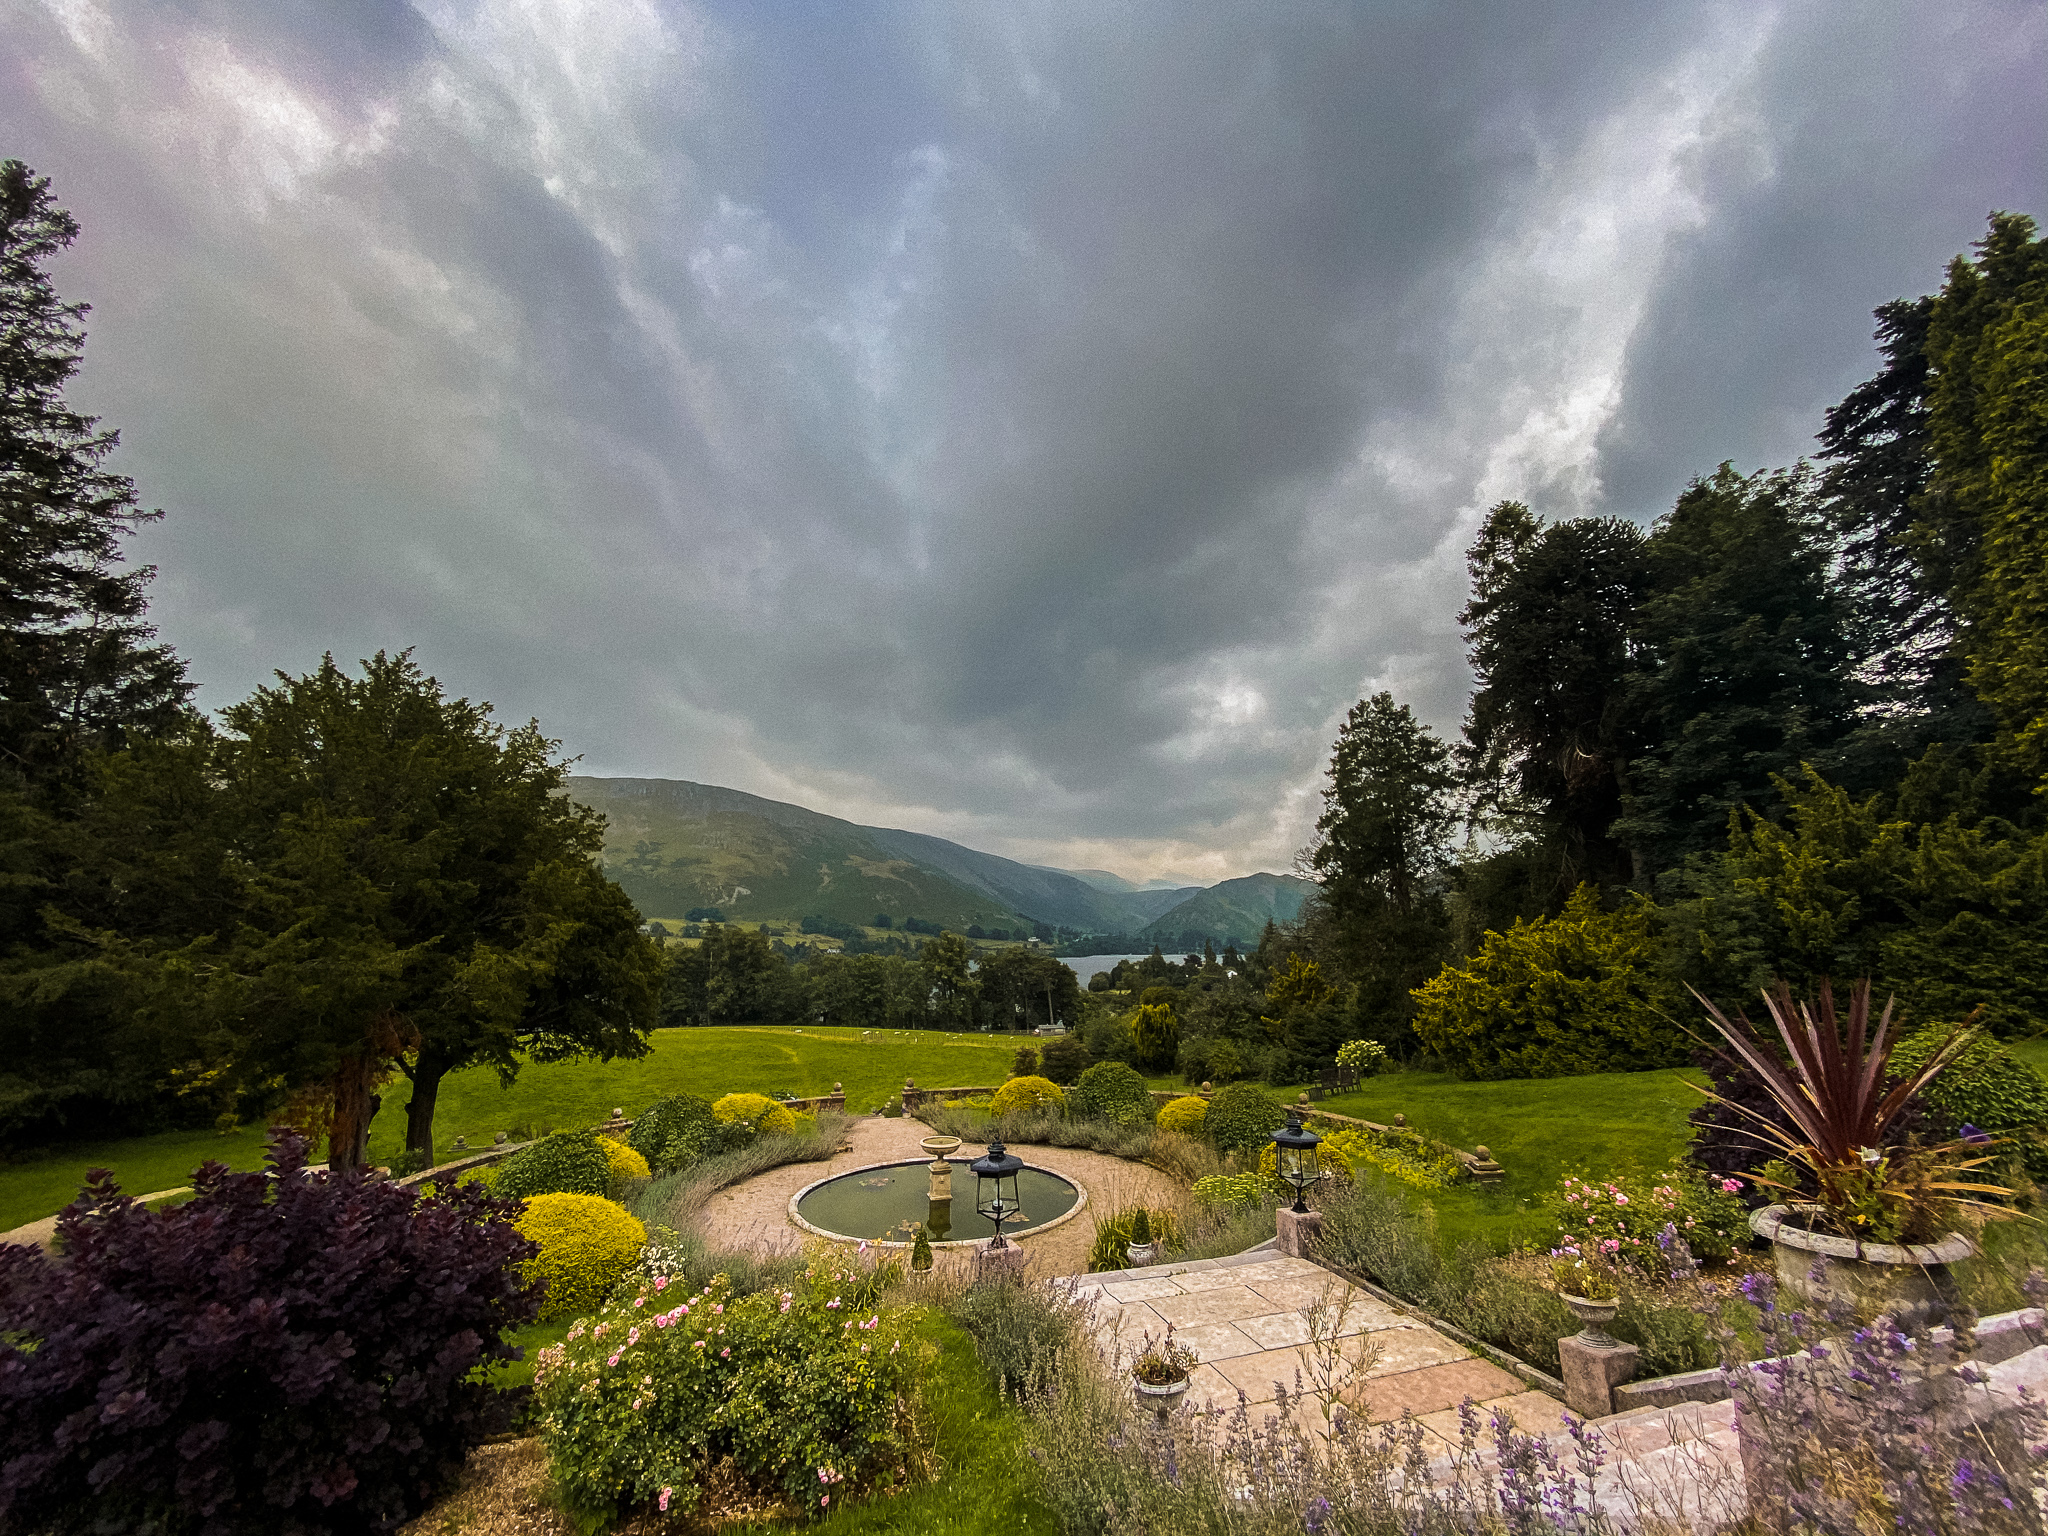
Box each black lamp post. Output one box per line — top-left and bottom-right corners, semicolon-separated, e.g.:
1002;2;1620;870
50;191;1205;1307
969;1138;1025;1247
1271;1109;1323;1214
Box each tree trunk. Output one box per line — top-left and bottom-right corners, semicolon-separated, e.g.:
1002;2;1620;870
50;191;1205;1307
328;1050;380;1172
405;1052;448;1168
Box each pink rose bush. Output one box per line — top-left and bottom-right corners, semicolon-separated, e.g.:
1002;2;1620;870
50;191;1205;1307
1541;1164;1748;1279
535;1247;919;1525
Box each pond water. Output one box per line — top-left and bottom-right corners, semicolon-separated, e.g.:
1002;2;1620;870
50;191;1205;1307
794;1160;1080;1243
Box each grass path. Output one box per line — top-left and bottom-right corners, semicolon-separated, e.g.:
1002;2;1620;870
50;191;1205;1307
0;1027;1023;1233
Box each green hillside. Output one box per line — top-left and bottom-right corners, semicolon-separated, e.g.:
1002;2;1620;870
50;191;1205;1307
569;778;1019;929
1141;872;1318;945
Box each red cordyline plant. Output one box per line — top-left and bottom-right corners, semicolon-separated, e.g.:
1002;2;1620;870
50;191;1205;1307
1689;980;2015;1242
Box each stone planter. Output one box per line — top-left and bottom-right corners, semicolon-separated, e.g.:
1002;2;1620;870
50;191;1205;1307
1559;1292;1622;1348
1126;1240;1161;1268
1751;1203;1974;1325
1133;1374;1189;1430
919;1135;962;1159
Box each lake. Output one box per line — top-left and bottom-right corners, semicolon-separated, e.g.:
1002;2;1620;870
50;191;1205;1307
1057;953;1195;983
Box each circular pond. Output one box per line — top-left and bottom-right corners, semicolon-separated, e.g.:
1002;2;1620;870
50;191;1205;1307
790;1160;1084;1246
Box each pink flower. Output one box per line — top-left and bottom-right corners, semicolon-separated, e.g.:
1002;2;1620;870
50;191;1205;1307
713;1303;725;1315
631;1397;642;1410
827;1297;841;1309
659;1488;672;1512
821;1494;830;1507
720;1347;731;1358
655;1276;669;1291
693;1340;706;1349
633;1296;645;1309
1721;1178;1743;1194
1612;1193;1629;1205
628;1328;640;1345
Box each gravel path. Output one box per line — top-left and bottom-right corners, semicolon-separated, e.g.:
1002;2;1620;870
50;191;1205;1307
686;1115;1181;1278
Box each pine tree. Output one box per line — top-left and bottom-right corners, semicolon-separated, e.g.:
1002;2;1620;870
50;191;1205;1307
0;162;188;782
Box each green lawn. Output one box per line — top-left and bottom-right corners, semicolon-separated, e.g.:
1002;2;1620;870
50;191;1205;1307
0;1027;1024;1233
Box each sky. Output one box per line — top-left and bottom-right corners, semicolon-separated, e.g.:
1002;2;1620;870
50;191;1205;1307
3;1;2042;884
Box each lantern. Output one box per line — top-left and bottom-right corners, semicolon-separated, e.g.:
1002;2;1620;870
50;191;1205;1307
969;1138;1025;1247
1270;1109;1322;1214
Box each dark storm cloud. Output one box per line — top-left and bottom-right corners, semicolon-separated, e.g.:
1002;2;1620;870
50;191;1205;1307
1;0;2039;877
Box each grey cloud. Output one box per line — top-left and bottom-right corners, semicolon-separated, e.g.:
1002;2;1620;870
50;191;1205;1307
1;0;2039;877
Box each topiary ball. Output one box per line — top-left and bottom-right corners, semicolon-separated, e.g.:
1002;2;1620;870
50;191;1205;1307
627;1093;718;1172
1205;1083;1287;1153
1156;1095;1209;1136
494;1129;614;1202
712;1092;798;1136
1890;1024;2048;1177
1068;1062;1155;1125
990;1075;1066;1117
514;1193;647;1322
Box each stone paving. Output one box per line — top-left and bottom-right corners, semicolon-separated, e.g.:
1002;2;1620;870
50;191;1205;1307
1070;1248;1564;1445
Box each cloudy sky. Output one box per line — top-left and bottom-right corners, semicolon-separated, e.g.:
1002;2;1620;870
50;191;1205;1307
3;1;2042;882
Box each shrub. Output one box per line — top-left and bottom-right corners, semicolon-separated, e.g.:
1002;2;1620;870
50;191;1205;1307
712;1091;797;1136
1204;1082;1285;1153
515;1193;647;1322
1890;1023;2048;1179
495;1128;615;1202
628;1093;719;1172
1542;1168;1748;1279
1335;1038;1387;1076
1192;1171;1265;1206
0;1134;536;1535
1410;883;1682;1078
603;1136;652;1187
535;1254;921;1523
1311;1124;1461;1191
1012;1046;1040;1077
1156;1094;1208;1136
946;1274;1090;1391
1067;1061;1154;1125
990;1074;1065;1117
1038;1033;1091;1085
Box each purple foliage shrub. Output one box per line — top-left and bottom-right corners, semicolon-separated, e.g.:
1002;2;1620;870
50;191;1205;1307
0;1132;539;1534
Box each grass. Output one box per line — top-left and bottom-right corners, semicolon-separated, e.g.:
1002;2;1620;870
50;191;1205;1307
0;1026;1022;1233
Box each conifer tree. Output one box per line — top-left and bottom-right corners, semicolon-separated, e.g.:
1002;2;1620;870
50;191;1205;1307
0;161;188;782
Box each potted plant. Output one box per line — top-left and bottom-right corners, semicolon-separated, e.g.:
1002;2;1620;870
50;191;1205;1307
1131;1325;1199;1430
1693;980;2017;1321
1125;1207;1159;1268
910;1223;934;1274
1550;1251;1622;1347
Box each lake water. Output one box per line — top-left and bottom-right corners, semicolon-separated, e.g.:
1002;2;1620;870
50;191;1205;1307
1058;953;1194;983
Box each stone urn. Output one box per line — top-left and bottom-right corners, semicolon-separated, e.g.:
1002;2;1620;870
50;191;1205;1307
1751;1203;1974;1325
1125;1239;1161;1268
919;1135;962;1159
1133;1374;1189;1430
1559;1292;1622;1348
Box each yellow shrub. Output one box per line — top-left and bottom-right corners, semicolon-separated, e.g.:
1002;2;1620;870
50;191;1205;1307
990;1075;1065;1116
712;1092;798;1136
1156;1095;1208;1135
513;1193;647;1323
602;1137;651;1187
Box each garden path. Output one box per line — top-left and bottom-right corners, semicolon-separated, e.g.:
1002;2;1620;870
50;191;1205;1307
687;1114;1182;1277
1072;1251;1752;1526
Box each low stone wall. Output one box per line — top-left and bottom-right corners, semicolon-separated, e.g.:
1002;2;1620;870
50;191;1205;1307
898;1082;1001;1111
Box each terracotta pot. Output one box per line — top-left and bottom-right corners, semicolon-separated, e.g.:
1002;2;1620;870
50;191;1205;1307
1133;1373;1189;1430
1750;1203;1974;1325
1559;1292;1621;1348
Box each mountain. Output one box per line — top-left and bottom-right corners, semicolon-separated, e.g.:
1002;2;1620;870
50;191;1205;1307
1118;885;1207;923
1140;873;1319;946
568;777;1173;932
1060;868;1209;895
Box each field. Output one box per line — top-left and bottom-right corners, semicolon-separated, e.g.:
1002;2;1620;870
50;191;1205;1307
0;1027;1023;1233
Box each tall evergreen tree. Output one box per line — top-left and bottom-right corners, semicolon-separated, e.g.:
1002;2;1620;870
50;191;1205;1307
0;162;188;783
1459;501;1650;892
1923;213;2048;785
1615;465;1858;875
1301;692;1458;1051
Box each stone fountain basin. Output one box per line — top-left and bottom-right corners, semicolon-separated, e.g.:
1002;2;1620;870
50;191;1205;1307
788;1158;1087;1247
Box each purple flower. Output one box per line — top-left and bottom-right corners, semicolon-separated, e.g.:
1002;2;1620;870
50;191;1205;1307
1959;1123;1992;1146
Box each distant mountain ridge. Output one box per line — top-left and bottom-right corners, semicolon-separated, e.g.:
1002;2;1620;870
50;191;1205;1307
567;776;1316;942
